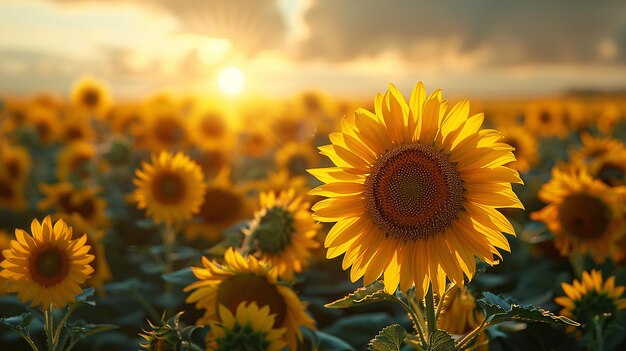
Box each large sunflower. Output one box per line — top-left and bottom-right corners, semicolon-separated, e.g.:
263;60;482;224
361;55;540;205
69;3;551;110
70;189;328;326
309;83;522;296
531;168;625;262
133;151;206;225
243;190;320;279
39;182;109;229
0;216;94;308
555;270;626;332
207;302;287;351
184;248;315;349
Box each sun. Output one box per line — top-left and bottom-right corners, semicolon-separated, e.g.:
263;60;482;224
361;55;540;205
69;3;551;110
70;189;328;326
218;66;245;94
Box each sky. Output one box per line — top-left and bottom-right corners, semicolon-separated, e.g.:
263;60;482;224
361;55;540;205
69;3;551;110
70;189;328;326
1;0;626;99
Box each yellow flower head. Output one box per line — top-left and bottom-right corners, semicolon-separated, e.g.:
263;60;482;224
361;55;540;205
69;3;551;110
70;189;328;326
133;151;206;225
499;125;538;172
70;75;112;118
184;248;315;349
309;83;523;297
531;168;625;262
438;286;488;350
275;142;320;177
39;182;109;229
243;190;320;279
207;302;287;351
56;141;97;182
555;270;626;328
524;101;568;138
0;216;94;308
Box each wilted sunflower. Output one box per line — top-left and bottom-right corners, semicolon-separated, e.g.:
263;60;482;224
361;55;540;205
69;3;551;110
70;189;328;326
243;190;320;279
555;270;626;331
39;182;109;229
70;75;111;118
531;168;625;262
438;286;488;350
56;141;97;182
499;125;538;172
184;168;252;242
184;248;315;349
309;83;522;296
0;216;94;308
207;302;287;351
524;101;568;138
275;142;319;177
133;151;206;225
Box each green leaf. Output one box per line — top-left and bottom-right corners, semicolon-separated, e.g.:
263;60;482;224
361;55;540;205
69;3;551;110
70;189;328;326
427;330;455;351
478;292;579;327
0;312;34;333
67;320;119;338
162;267;196;286
74;287;96;307
368;324;406;351
325;281;394;309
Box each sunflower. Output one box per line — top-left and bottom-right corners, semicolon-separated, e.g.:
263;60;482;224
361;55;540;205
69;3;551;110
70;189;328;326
275;142;320;177
38;182;109;229
0;216;94;308
569;133;625;167
524;101;568;138
238;125;274;159
309;83;523;296
555;270;626;331
54;214;112;291
60;111;95;143
531;168;625;262
133;151;206;225
184;248;315;349
499;125;538;172
144;105;189;152
596;103;623;135
207;302;287;351
243;190;320;279
0;230;12;294
587;152;626;189
438;286;488;350
25;106;60;145
0;142;32;185
108;103;145;138
70;75;112;118
270;109;316;144
254;170;310;199
56;141;97;182
193;146;233;179
0;175;26;210
184;168;252;242
189;105;231;150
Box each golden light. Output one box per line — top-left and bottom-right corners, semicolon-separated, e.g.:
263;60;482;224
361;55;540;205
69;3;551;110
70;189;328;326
218;66;245;94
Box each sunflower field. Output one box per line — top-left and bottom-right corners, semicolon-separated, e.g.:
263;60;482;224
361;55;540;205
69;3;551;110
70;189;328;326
2;2;626;351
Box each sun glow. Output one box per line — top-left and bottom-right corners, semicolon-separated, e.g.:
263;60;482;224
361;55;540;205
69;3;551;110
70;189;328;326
218;66;245;94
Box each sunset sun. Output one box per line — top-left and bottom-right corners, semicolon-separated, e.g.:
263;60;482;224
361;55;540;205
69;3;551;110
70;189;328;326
218;66;245;94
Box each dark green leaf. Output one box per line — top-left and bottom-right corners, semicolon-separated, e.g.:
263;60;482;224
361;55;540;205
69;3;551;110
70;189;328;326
368;324;406;351
161;267;196;286
478;292;579;327
325;281;393;309
68;320;119;338
427;329;455;351
74;287;96;307
302;329;356;351
0;313;33;333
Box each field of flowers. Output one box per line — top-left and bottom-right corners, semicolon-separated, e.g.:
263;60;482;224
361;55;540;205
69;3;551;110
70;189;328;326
0;77;625;351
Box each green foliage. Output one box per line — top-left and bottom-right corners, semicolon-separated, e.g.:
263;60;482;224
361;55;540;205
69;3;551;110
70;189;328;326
326;281;394;309
427;330;455;351
368;324;407;351
478;292;580;327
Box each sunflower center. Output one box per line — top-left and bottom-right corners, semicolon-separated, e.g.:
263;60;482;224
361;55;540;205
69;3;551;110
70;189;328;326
35;121;51;140
200;114;225;138
215;323;270;351
217;274;288;328
198;151;226;178
59;193;96;220
572;291;617;326
252;208;294;254
597;163;625;187
82;89;100;107
0;179;15;199
154;116;184;144
6;159;21;179
539;111;551;123
151;171;186;205
559;194;609;240
66;126;84;141
70;155;92;179
199;188;243;223
365;143;464;241
29;246;70;287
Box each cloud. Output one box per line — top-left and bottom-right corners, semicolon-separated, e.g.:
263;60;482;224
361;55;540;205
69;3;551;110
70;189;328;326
298;0;626;66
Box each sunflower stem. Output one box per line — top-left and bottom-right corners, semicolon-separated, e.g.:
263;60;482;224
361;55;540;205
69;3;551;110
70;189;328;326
392;293;427;347
434;284;453;323
455;317;488;351
425;285;437;337
53;303;75;348
44;306;57;351
592;317;604;351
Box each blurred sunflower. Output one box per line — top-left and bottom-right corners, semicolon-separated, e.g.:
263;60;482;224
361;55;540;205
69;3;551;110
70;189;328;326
207;302;287;351
144;105;189;152
1;99;28;135
524;101;568;138
275;142;319;177
184;248;315;349
0;175;26;210
438;286;488;350
0;142;32;185
193;146;233;179
54;214;112;291
56;141;97;182
569;133;625;167
238;125;274;159
189;106;231;150
39;182;109;229
108;103;145;139
25;106;60;145
70;75;112;118
60;111;95;143
499;125;538;172
271;110;316;144
184;169;252;242
596;103;624;135
587;152;626;189
0;216;94;308
0;230;12;294
254;170;309;199
309;83;522;296
133;151;206;225
243;190;320;279
531;168;625;262
555;270;626;331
